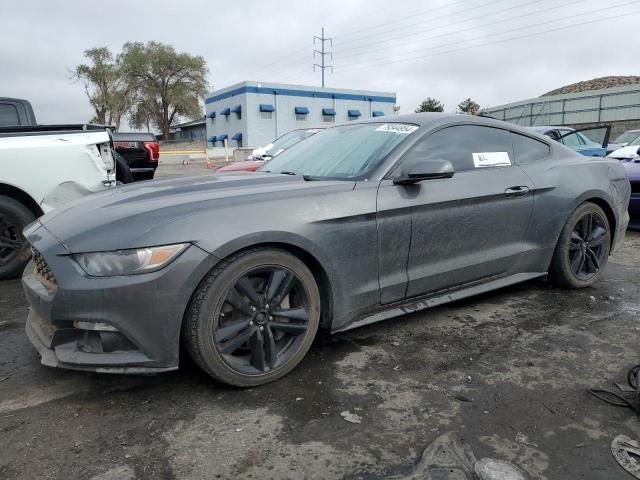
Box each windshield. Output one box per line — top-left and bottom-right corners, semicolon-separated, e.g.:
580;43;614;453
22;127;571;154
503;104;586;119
263;129;321;157
259;123;417;179
629;135;640;147
614;131;640;144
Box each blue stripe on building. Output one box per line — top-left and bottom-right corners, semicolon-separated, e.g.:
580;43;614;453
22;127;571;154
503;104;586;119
206;86;396;104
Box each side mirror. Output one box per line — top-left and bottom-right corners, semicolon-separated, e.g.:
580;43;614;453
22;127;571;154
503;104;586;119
393;159;455;185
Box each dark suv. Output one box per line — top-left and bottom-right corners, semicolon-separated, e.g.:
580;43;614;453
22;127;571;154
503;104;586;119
113;132;160;181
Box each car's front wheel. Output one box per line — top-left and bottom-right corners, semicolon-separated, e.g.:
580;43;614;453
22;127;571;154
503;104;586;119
549;202;611;288
183;248;321;386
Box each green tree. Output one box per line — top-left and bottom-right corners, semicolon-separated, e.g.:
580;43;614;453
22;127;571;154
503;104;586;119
121;41;208;140
415;97;444;113
73;47;133;129
457;98;480;115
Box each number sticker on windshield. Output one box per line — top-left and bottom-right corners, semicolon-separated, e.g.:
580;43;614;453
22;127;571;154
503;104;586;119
375;124;418;134
472;152;511;167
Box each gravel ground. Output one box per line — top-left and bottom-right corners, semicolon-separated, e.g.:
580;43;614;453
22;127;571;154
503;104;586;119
0;167;639;479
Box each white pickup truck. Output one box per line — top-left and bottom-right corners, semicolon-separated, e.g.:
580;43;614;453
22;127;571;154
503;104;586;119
0;98;117;278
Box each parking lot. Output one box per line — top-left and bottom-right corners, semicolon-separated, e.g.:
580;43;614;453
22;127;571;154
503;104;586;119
0;164;637;480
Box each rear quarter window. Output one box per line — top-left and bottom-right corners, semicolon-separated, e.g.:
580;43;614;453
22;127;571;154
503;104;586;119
511;132;550;164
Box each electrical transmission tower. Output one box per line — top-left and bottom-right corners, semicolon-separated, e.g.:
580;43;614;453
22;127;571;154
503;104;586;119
313;27;333;87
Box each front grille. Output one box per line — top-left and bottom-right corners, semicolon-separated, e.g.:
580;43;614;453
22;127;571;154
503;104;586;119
632;182;640;195
31;247;57;288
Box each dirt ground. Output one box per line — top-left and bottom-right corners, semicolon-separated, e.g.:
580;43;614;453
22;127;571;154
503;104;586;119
1;164;639;479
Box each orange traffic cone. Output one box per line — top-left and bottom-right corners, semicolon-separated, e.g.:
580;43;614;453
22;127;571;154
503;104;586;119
205;158;212;169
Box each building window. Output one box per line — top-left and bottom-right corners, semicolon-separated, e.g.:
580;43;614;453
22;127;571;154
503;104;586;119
260;111;273;120
294;106;309;122
231;105;241;119
322;107;336;123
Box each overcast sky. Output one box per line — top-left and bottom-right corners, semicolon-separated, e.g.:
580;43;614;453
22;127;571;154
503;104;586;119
2;0;639;125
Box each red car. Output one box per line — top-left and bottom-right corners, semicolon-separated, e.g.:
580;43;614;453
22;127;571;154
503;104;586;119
216;127;326;173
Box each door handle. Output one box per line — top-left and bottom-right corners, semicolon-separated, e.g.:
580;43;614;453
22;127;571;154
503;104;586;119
504;186;530;197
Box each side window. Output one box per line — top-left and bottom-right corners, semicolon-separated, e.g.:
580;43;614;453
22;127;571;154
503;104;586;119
404;125;513;172
511;132;550;164
0;103;20;126
559;132;583;147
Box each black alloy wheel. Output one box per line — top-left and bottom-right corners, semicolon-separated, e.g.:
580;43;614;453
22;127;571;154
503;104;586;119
183;248;321;386
215;266;310;374
0;215;21;266
0;196;35;279
568;211;608;281
549;201;611;289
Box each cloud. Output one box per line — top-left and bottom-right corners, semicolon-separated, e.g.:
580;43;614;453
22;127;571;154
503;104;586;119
1;0;637;124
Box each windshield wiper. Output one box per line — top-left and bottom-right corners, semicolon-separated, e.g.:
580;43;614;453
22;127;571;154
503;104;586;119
279;171;316;181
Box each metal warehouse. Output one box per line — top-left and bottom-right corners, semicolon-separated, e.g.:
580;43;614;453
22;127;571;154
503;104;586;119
204;81;397;149
481;76;640;137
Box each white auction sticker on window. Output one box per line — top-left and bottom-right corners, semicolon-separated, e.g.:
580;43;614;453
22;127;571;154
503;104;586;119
375;124;418;134
472;152;510;168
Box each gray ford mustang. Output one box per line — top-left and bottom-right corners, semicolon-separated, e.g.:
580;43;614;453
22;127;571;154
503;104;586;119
22;113;631;386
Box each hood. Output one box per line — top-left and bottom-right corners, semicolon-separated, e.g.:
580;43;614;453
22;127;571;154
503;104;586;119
608;144;640;159
38;173;353;253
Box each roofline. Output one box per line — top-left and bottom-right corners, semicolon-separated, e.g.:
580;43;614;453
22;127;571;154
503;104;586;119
205;82;396;105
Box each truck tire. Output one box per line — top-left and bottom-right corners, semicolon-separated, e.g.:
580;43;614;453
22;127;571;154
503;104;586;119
0;195;36;279
115;153;134;184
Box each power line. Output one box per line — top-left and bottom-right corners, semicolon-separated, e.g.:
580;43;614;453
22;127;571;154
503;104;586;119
333;0;497;41
334;0;635;69
227;44;312;84
336;0;509;46
333;7;640;75
334;0;564;58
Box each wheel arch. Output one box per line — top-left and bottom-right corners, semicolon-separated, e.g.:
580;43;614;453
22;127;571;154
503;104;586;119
204;233;338;330
564;190;617;250
585;197;617;249
0;183;43;218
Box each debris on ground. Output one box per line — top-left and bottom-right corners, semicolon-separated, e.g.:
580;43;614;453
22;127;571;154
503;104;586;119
340;411;362;424
587;363;640;413
454;395;472;402
475;458;526;480
611;435;640;479
515;432;538;448
391;341;400;347
398;432;476;479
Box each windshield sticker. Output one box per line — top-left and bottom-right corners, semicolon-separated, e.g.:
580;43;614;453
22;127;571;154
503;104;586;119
472;152;510;168
375;124;418;134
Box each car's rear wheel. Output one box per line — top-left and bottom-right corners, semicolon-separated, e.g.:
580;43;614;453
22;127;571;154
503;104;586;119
0;196;35;280
183;248;320;386
549;202;610;288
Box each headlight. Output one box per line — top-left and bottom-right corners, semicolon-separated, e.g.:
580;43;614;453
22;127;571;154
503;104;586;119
75;243;188;277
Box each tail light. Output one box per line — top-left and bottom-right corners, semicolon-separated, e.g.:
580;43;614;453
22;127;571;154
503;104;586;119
143;141;160;162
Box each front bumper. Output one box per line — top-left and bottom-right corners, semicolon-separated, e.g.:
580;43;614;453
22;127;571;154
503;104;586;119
22;222;219;373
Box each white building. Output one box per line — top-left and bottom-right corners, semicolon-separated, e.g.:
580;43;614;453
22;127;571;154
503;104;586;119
205;81;397;149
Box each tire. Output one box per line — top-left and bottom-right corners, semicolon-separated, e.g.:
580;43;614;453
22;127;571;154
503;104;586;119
183;248;321;387
115;153;134;184
0;195;36;280
548;202;611;288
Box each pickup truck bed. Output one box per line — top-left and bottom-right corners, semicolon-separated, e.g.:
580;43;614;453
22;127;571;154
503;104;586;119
0;121;116;279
